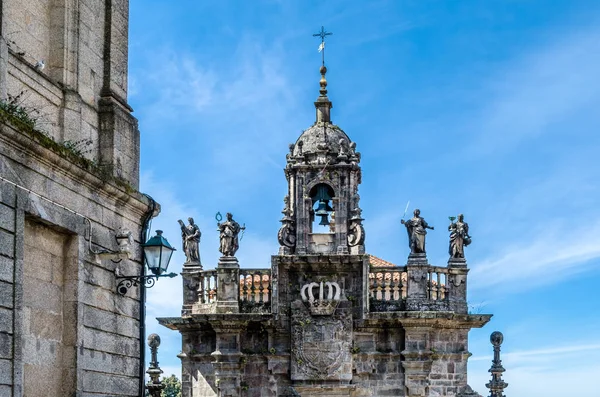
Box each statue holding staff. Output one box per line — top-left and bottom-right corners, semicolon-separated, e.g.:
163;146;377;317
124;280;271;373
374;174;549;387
448;214;471;258
401;209;434;254
217;212;245;257
178;217;201;264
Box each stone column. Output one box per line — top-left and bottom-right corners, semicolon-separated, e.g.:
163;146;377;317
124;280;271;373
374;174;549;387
402;327;432;397
405;253;429;311
333;188;349;255
447;258;468;314
216;256;240;314
212;321;244;397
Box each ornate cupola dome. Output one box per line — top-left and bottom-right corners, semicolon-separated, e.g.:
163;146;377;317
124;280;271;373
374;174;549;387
278;65;364;256
290;66;360;166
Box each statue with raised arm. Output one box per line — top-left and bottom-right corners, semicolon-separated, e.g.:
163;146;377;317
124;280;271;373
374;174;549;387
178;217;201;264
217;212;245;257
449;214;471;258
401;209;434;254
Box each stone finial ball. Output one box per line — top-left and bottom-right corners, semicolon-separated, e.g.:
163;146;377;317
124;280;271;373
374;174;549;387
148;333;161;348
490;331;504;346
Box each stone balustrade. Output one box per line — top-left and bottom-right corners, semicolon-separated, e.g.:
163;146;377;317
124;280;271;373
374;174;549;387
369;266;408;301
183;255;468;315
368;260;464;312
427;266;449;301
198;270;218;304
239;268;272;313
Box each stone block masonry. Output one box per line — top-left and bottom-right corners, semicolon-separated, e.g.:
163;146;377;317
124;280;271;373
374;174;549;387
1;0;156;395
2;0;141;188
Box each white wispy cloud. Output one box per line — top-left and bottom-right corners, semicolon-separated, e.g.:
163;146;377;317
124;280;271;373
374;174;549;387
468;340;599;396
470;25;600;153
143;53;217;118
133;34;306;202
470;342;600;362
470;219;600;291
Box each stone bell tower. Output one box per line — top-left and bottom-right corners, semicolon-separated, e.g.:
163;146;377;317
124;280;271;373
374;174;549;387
159;44;491;397
278;65;365;256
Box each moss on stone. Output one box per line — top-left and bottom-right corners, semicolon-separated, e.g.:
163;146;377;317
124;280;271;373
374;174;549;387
0;105;136;194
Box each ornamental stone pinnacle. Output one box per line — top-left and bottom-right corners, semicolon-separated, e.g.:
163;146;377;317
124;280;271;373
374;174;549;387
486;331;509;397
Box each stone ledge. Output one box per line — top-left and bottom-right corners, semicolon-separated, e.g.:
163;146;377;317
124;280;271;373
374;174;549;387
158;314;274;331
273;253;367;265
0;121;151;217
362;312;492;329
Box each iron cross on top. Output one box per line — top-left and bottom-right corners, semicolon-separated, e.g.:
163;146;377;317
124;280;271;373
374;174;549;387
313;26;332;66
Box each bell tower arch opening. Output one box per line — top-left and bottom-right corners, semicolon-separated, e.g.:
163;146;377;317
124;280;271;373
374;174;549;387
310;183;335;233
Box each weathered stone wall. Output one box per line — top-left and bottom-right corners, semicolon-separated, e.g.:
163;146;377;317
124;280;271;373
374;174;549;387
1;0;140;187
0;118;153;396
22;221;78;397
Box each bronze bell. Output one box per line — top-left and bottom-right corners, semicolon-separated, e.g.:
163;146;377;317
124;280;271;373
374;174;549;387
315;199;333;226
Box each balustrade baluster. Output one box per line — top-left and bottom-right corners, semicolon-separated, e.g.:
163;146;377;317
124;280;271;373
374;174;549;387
211;272;217;302
395;272;401;300
382;273;388;300
250;274;257;302
389;272;397;300
198;275;204;303
205;273;212;303
242;274;249;302
258;273;265;303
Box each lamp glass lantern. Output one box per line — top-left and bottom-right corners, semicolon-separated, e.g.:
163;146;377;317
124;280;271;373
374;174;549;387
141;230;175;276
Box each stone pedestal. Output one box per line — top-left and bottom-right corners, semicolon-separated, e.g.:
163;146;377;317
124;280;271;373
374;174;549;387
216;256;240;314
406;253;429;311
183;260;202;271
447;258;469;314
181;262;202;316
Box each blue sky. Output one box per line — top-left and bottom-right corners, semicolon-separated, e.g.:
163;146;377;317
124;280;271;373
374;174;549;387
129;1;600;395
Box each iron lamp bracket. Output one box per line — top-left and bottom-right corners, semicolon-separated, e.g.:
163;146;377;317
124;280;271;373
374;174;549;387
116;273;178;295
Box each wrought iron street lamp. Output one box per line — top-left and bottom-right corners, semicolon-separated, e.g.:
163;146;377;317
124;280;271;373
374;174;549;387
116;230;177;295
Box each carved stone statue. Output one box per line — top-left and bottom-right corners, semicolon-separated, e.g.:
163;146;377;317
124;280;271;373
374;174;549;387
178;217;201;264
401;209;434;254
449;214;471;258
217;212;244;257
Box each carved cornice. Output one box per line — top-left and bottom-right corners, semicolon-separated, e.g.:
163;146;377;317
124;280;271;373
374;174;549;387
0;122;150;217
157;314;274;331
362;312;492;329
